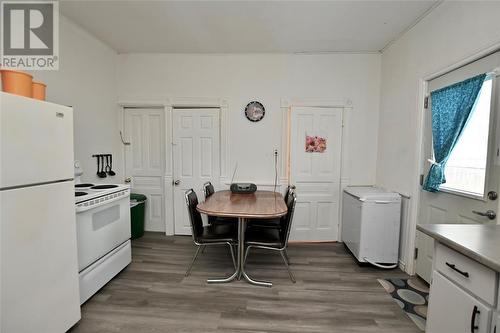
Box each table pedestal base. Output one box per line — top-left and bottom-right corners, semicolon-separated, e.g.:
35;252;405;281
207;217;272;287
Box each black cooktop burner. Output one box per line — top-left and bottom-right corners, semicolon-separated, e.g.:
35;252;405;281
90;185;119;190
75;183;94;188
75;192;88;197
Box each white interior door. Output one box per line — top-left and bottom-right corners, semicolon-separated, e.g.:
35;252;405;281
416;53;500;282
124;108;165;232
172;108;220;235
290;106;343;241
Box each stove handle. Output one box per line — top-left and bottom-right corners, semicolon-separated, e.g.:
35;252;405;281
76;191;129;213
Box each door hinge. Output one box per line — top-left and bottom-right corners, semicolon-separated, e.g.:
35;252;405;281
424;96;429;109
414;248;419;260
419;174;424;186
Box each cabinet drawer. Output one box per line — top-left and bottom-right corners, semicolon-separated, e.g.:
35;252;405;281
435;243;497;306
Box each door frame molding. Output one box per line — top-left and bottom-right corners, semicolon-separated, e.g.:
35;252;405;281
409;44;500;275
119;97;229;235
280;98;352;241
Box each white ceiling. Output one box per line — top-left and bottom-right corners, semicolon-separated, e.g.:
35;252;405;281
60;1;439;54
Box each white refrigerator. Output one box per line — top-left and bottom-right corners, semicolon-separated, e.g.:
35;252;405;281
0;92;81;332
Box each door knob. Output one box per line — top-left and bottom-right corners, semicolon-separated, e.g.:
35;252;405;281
173;180;181;186
472;210;496;220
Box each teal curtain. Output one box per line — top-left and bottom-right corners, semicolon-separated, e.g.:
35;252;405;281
423;73;486;192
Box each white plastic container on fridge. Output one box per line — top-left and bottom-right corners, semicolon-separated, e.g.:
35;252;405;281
341;186;401;267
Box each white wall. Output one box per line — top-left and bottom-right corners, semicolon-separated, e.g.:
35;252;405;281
377;1;500;271
117;53;381;185
31;16;121;184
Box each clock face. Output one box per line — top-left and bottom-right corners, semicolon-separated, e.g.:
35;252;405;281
245;101;265;122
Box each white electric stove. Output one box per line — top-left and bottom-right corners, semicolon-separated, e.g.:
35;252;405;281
74;182;131;304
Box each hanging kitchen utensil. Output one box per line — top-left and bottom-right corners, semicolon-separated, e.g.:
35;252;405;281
92;154;107;178
106;154;116;176
104;155;111;173
98;155;107;178
95;155;100;177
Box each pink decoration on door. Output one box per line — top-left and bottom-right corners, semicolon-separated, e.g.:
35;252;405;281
305;135;327;153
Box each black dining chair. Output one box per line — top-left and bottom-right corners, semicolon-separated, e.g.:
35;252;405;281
246;185;294;230
203;181;238;226
184;189;237;277
243;192;297;283
203;181;216;198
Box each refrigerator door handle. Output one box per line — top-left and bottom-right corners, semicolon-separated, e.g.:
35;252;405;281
373;200;393;204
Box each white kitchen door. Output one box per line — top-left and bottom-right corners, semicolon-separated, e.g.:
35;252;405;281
289;107;343;241
416;53;500;283
123;108;166;232
172;108;220;235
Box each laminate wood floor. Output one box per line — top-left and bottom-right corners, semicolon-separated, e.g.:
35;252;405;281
70;232;421;333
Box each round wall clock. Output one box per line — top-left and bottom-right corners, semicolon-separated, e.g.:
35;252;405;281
244;101;265;122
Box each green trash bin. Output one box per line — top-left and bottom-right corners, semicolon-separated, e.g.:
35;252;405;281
130;193;147;239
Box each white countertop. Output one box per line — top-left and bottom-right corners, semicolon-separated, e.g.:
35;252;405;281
417;224;500;272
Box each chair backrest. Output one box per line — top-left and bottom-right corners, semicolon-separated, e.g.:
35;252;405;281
280;192;297;248
185;189;204;242
283;185;295;203
203;181;215;199
203;182;217;224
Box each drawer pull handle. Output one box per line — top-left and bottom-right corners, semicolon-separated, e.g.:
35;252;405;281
445;262;469;278
470;305;480;332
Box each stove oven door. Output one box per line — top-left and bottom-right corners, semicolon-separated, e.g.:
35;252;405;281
76;194;131;271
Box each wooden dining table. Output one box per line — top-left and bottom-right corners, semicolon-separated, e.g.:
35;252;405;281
197;190;287;287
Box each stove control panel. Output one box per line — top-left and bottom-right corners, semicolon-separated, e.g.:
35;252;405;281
76;189;130;213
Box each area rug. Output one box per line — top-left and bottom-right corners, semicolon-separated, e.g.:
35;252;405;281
378;277;429;331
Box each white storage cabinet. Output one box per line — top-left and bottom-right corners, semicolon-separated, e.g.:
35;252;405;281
426;243;497;333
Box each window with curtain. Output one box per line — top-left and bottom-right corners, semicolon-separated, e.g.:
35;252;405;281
423;73;492;196
439;78;493;196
